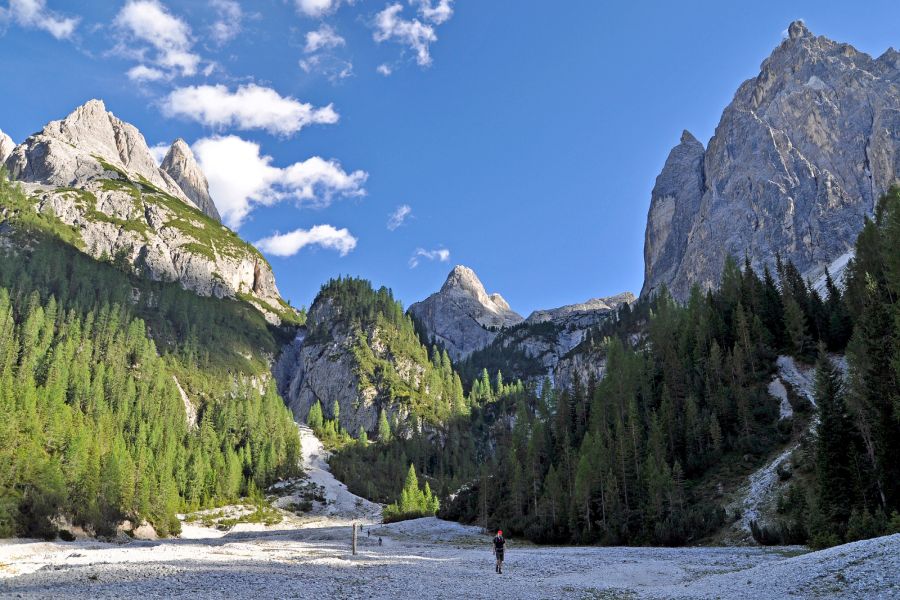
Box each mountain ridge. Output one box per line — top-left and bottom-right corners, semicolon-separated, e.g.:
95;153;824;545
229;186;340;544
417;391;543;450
1;99;294;324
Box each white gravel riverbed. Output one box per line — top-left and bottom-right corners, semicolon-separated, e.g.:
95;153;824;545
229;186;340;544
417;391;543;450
2;424;897;599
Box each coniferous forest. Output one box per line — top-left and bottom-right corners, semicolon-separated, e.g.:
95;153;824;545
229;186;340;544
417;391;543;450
0;176;301;539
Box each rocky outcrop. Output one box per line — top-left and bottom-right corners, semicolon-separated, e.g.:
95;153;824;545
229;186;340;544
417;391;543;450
2;100;290;324
160;138;221;223
0;130;13;165
642;21;900;301
497;293;633;384
274;299;414;434
409;265;523;361
643;131;705;298
526;292;635;325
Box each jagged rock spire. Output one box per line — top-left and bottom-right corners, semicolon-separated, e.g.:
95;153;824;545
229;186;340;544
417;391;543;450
161;138;221;222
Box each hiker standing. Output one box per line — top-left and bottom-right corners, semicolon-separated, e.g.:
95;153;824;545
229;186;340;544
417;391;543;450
492;530;505;574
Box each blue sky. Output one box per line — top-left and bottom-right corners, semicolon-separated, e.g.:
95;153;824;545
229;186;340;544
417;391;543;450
1;1;898;315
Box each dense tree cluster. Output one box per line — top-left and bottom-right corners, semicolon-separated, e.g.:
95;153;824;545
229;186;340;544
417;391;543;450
382;464;440;523
0;175;301;538
776;186;900;547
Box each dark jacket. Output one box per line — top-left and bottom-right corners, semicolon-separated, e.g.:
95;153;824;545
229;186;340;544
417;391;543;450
493;535;505;553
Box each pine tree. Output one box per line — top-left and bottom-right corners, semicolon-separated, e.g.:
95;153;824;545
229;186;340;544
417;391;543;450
307;401;324;431
815;348;857;534
377;410;391;443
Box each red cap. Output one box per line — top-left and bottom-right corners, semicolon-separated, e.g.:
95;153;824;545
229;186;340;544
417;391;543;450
497;530;502;535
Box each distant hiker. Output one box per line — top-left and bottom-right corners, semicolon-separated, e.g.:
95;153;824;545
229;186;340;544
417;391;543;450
378;537;383;546
492;530;505;574
367;529;370;538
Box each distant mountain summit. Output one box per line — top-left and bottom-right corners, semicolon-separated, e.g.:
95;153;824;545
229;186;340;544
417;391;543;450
525;292;635;324
643;20;900;300
1;99;293;323
409;265;523;361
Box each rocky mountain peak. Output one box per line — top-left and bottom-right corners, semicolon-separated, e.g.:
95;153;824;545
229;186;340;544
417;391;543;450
160;138;221;222
0;129;13;165
409;265;523;361
642;24;900;301
787;19;810;41
441;265;485;294
5;99;197;210
1;100;290;324
679;130;700;146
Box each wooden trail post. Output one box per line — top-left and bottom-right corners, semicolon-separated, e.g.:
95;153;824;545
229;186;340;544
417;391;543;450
352;522;358;555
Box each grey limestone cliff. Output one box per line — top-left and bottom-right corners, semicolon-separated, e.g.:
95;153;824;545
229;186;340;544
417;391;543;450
643;21;900;300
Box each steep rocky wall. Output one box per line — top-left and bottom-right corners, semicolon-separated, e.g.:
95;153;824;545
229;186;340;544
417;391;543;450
643;21;900;300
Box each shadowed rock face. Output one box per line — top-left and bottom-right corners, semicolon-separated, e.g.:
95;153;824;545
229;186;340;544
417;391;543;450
408;265;523;361
643;21;900;301
160;138;221;223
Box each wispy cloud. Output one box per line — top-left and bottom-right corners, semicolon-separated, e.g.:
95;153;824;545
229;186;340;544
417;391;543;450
409;247;449;268
412;0;453;25
192;135;367;228
304;24;344;53
387;204;411;230
372;0;454;67
376;63;392;76
255;225;357;257
2;0;79;40
127;64;167;82
294;0;354;18
162;84;338;136
209;0;242;45
113;0;201;78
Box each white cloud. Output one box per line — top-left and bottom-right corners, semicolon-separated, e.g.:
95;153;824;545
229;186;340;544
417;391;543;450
376;63;392;76
255;225;357;257
209;0;242;45
294;0;353;18
373;4;436;66
304;24;344;53
409;247;449;268
3;0;79;40
114;0;200;77
148;142;170;165
162;84;339;136
127;64;167;82
192;135;367;228
387;204;411;230
412;0;453;25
